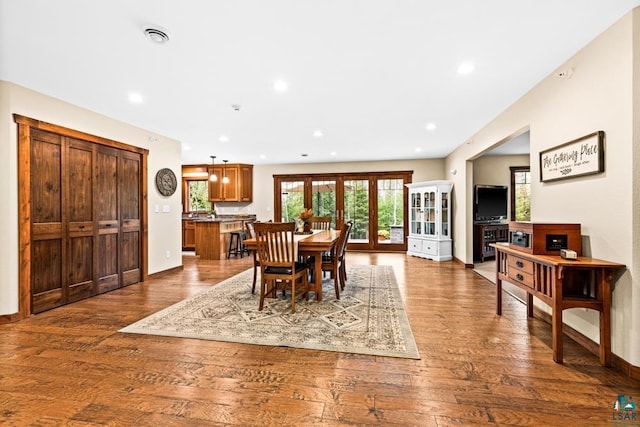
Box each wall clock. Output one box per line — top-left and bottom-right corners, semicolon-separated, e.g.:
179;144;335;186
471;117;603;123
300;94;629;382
155;168;177;196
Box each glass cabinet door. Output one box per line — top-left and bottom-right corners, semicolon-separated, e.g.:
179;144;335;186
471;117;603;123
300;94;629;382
423;191;436;236
410;192;422;234
441;190;449;237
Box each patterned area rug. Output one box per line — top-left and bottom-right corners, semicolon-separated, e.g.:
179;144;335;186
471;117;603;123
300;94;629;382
120;265;420;359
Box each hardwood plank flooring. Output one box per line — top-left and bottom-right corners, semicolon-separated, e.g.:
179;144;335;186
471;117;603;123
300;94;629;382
1;252;638;426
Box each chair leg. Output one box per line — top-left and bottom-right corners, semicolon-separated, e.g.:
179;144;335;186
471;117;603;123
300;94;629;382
258;278;266;311
251;253;258;294
339;262;346;290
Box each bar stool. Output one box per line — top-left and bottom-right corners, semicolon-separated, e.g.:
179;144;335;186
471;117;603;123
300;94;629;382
227;230;248;258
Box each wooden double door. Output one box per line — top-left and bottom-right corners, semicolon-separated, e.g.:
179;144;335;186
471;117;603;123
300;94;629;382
17;116;147;315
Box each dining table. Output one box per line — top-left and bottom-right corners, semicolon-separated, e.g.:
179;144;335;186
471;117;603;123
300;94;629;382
243;229;341;301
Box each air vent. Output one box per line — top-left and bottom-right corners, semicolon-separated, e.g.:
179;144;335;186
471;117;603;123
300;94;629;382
144;28;169;44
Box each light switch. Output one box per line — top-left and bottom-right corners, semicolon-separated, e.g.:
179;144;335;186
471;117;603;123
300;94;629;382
162;204;170;213
154;204;160;213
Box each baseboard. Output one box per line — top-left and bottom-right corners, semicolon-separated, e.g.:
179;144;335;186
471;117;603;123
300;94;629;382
0;311;23;325
148;264;184;279
454;256;473;268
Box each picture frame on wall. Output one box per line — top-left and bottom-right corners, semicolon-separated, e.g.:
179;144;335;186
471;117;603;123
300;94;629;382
539;131;604;182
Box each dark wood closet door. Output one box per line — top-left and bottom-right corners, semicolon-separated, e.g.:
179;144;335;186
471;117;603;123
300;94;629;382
95;146;120;293
30;130;64;313
66;138;95;303
120;151;142;286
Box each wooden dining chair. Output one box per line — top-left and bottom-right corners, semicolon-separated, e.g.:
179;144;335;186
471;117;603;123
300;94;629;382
244;221;260;294
315;221;353;299
308;216;332;230
253;222;310;313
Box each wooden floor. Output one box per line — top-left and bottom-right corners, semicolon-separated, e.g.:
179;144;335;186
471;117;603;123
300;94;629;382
1;253;638;426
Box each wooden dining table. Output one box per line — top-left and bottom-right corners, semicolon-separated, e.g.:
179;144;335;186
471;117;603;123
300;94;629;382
243;229;341;301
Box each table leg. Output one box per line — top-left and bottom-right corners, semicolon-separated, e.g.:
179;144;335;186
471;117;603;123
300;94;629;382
495;255;502;315
600;269;612;367
496;276;502;315
551;278;563;363
526;293;534;317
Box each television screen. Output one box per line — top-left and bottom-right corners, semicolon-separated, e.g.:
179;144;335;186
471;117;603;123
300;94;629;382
474;185;508;222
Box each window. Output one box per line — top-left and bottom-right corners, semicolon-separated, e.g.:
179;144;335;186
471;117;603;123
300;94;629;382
186;180;211;213
510;166;530;221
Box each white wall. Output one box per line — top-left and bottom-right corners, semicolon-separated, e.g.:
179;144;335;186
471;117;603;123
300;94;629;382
247;159;445;222
0;81;183;315
446;10;637;364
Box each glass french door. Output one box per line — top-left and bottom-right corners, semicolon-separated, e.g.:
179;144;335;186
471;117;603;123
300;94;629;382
274;172;411;251
376;178;405;248
311;179;337;228
343;178;370;248
280;180;305;222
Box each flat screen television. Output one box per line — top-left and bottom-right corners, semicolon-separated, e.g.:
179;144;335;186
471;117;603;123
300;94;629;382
474;185;508;222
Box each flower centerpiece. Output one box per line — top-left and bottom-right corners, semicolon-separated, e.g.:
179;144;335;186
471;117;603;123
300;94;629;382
298;208;314;232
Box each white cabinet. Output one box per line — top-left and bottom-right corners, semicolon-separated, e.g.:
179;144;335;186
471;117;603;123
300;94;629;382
406;181;453;261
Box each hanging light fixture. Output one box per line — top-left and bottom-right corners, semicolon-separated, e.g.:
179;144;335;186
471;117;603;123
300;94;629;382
209;156;218;182
222;160;230;184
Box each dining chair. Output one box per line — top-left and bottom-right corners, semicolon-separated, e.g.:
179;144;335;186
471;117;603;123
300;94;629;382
308;216;332;230
244;221;260;294
336;221;353;290
313;221;353;299
253;221;310;313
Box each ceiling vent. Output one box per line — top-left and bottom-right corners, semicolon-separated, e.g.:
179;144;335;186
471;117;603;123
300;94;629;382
144;28;169;44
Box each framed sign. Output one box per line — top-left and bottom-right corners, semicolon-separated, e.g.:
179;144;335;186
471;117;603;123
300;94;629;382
539;131;604;182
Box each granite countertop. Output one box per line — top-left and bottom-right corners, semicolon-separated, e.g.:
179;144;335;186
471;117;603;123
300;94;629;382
183;214;256;223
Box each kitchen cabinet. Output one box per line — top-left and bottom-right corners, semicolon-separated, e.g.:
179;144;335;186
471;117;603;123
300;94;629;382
208;163;252;202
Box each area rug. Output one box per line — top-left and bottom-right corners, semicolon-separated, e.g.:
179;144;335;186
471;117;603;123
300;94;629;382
120;265;420;359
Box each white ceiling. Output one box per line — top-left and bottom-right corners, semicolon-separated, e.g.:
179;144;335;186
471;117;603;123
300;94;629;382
1;0;638;165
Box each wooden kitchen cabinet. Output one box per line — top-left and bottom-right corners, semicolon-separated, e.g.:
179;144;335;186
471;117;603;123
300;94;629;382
208;163;252;202
182;220;196;250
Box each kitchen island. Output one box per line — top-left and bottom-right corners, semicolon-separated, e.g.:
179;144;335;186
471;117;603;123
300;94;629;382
188;216;254;260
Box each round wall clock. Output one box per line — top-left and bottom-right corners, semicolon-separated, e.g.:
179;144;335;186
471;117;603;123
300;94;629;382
155;168;177;196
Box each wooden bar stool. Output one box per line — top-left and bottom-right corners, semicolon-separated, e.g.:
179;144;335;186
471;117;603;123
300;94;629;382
227;230;248;258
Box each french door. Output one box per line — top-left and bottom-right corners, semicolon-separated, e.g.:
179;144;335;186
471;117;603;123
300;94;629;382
274;171;411;251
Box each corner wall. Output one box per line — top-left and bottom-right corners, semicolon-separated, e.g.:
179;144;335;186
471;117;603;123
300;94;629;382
0;81;183;316
446;10;637;365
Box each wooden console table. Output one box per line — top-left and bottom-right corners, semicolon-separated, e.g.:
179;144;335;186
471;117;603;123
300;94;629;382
491;243;625;366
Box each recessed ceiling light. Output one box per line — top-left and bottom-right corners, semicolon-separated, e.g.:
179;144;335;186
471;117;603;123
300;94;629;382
330;151;337;156
128;93;143;104
144;28;169;44
425;122;437;131
274;79;288;92
457;61;475;75
313;130;323;138
301;153;308;157
219;135;229;142
259;154;266;159
415;147;422;153
182;145;191;151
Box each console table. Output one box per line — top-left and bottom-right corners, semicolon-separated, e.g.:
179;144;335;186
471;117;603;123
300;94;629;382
491;243;625;366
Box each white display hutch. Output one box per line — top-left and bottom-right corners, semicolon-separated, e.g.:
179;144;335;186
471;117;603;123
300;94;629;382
405;180;453;261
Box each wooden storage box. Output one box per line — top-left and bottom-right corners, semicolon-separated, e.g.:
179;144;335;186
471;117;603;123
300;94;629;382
508;222;582;256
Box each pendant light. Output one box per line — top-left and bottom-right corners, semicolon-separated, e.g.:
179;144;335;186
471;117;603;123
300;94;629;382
222;160;230;184
209;156;218;182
